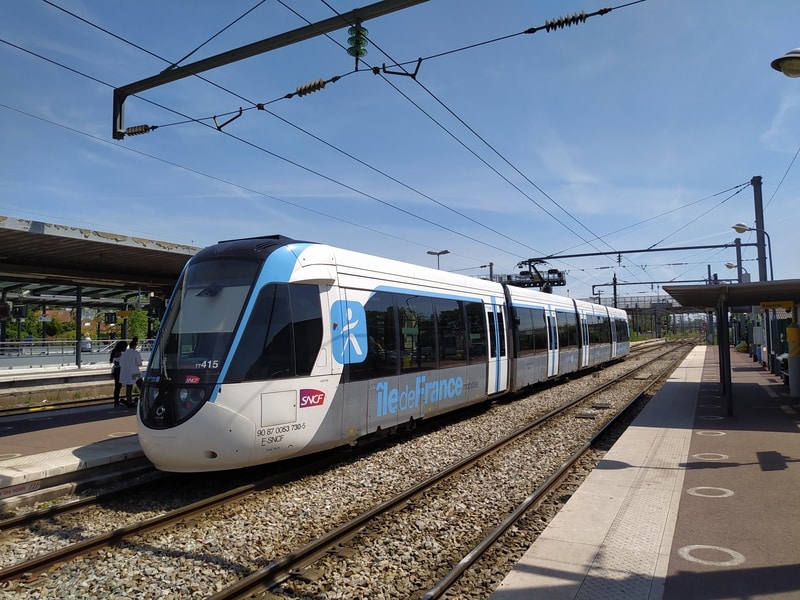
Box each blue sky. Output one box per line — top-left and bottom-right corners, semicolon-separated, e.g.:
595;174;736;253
1;0;799;302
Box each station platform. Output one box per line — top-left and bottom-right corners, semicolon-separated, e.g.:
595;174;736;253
491;345;800;600
0;402;144;508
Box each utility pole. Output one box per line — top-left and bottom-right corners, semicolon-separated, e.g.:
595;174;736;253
734;237;743;282
480;262;494;281
752;176;767;282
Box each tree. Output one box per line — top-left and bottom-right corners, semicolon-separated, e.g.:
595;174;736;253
126;310;149;340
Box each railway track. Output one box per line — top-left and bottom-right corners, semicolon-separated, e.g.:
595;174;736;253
211;342;690;599
0;341;691;598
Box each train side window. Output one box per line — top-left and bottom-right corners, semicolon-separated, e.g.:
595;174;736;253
465;302;487;364
518;308;535;357
487;311;497;358
226;283;322;382
547;315;557;350
602;315;611;343
290;285;323;376
398;294;436;373
615;317;630;342
556;310;579;349
496;310;506;357
587;314;599;344
531;308;547;354
435;298;467;368
348;291;398;382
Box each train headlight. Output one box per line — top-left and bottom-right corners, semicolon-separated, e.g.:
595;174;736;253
140;381;212;429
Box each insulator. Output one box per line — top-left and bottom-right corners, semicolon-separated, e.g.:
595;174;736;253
347;24;368;58
295;78;326;97
125;124;151;136
347;44;368;58
544;11;587;32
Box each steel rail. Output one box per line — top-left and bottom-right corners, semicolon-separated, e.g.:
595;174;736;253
422;344;691;598
209;343;692;600
0;456;332;584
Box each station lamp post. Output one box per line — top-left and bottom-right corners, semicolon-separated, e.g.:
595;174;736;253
725;262;751;347
725;262;750;284
427;249;449;270
732;222;778;374
725;263;750;283
771;48;800;77
769;49;800;396
732;223;773;281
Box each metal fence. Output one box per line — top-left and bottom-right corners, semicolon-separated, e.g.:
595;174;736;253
0;339;153;369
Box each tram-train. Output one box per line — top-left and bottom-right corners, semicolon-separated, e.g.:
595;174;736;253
137;235;630;472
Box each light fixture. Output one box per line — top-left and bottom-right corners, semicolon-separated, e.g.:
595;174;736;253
724;262;749;272
730;223;773;281
771;48;800;78
427;249;449;269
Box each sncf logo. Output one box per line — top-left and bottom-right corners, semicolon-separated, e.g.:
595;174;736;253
300;388;325;408
185;375;201;384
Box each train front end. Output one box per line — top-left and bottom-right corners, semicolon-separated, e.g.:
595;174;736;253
136;236;340;472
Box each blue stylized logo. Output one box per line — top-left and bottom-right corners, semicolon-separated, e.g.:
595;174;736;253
331;300;367;364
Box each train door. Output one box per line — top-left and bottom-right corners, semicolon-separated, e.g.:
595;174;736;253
333;286;380;440
485;300;509;395
545;306;558;378
611;314;618;359
579;308;590;368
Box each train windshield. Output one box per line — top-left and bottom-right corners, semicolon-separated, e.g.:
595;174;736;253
141;258;261;427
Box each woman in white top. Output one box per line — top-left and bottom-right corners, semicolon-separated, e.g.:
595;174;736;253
118;336;143;407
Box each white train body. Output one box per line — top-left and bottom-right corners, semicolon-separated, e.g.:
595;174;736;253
137;236;629;472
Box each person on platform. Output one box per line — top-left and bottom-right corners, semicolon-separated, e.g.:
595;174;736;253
119;336;143;408
109;340;128;407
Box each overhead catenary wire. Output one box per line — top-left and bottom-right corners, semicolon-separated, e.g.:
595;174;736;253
645;184;750;250
162;0;269;71
0;37;509;265
315;0;654;286
55;0;654;282
67;0;562;260
40;0;262;109
765;144;800;210
2;28;540;268
36;0;553;261
0;101;471;258
10;0;756;292
103;0;651;269
25;0;696;290
12;4;536;263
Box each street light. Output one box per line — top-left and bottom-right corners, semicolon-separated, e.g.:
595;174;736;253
427;249;449;270
771;48;800;78
769;48;800;397
732;223;773;280
725;262;750;283
733;223;777;374
479;262;494;280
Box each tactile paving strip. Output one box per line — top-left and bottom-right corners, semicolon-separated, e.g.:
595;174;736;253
574;432;686;599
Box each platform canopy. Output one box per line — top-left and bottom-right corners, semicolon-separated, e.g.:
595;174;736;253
0;215;199;309
663;279;800;416
663;280;800;311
